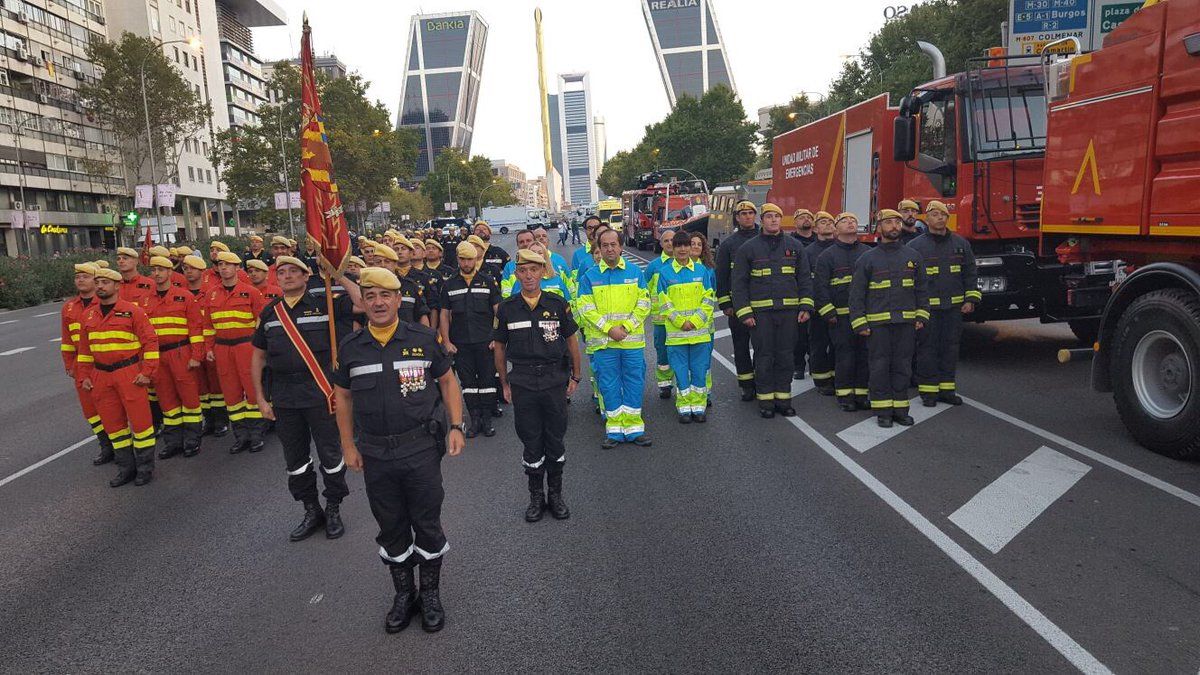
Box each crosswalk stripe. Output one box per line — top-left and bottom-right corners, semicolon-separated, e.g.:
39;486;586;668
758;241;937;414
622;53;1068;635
835;397;952;452
949;446;1090;554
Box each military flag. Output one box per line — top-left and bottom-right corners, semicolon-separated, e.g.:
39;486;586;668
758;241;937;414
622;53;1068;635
299;15;349;272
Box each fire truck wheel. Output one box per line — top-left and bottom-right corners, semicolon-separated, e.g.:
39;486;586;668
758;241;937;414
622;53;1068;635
1112;288;1200;460
1068;319;1100;345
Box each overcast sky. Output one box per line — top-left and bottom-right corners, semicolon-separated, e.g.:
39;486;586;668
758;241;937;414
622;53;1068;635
254;0;904;178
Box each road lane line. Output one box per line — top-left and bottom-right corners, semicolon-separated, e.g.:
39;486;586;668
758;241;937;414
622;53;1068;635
836;398;952;453
963;396;1200;510
0;347;36;356
714;328;731;339
0;319;16;325
49;337;61;342
949;446;1091;554
34;311;57;317
0;436;95;490
711;353;1111;674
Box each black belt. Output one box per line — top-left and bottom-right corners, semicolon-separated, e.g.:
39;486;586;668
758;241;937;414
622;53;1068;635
161;340;188;353
358;421;441;449
95;355;140;372
511;362;562;375
215;336;252;347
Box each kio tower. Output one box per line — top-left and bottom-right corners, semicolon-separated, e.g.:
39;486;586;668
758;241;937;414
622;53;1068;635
397;11;488;178
641;0;736;106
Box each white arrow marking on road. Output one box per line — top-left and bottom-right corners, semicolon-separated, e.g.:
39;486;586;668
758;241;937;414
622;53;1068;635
0;347;35;356
34;311;57;317
0;436;95;489
949;446;1091;554
709;351;1111;674
836;398;952;453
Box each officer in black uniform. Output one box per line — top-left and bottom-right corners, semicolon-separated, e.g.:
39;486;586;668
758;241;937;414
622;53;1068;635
814;213;872;412
731;203;814;418
251;256;360;542
474;220;510;272
898;199;926;245
493;249;582;522
439;242;501;438
805;210;838;394
393;236;440;334
848;209;929;428
371;243;431;326
909;200;979;406
333;267;466;635
714;200;760;401
791;209;816;380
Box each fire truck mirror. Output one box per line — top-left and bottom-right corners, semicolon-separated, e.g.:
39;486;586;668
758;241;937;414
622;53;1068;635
894;116;917;162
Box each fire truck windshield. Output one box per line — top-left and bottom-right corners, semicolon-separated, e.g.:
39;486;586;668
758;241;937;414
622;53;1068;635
964;84;1048;161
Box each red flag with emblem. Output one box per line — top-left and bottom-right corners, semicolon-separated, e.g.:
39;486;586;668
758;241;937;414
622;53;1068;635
139;223;153;265
299;16;349;272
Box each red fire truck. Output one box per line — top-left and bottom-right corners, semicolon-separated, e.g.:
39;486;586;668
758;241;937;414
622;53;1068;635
622;172;710;250
1040;0;1200;457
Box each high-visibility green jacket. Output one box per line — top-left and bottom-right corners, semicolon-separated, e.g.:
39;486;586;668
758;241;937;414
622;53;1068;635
576;257;650;353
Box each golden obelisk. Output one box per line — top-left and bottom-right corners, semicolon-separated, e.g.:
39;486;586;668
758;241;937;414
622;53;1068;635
534;8;559;213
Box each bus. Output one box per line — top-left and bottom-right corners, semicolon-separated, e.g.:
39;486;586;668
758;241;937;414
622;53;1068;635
596;198;622;228
707;171;771;245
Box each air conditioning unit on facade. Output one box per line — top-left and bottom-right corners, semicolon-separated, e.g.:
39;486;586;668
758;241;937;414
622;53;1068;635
16;10;28;23
31;56;44;67
16;48;29;61
0;72;9;87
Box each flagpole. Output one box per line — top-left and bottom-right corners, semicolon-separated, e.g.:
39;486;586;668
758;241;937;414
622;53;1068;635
325;260;338;370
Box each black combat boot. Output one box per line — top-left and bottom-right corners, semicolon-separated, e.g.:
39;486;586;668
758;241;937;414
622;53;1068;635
938;391;963;406
92;434;115;466
108;450;136;487
211;409;230;437
465;411;480;439
876;415;894;429
525;474;546;522
289;501;326;542
324;502;345;539
133;445;154;486
491;403;504;418
384;563;419;634
740;386;756;402
417;558;446;632
182;440;201;458
921;395;938;407
158;444;183;460
479;412;496;438
893;412;915;426
546;473;570;520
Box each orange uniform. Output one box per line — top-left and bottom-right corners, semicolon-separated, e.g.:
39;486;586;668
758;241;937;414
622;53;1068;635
141;286;206;456
202;267;250;290
60;295;108;452
205;281;267;449
119;273;155;303
76;299;160;478
254;282;283;303
187;286;228;433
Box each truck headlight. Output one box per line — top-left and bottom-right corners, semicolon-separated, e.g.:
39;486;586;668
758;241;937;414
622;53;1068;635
978;276;1007;293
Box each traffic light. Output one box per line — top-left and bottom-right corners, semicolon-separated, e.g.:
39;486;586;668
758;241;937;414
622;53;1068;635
122;210;140;228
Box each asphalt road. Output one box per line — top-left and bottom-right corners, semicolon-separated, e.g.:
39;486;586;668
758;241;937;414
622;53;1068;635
1;236;1198;672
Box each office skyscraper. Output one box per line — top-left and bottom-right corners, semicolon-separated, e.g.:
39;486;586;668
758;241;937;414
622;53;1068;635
397;11;488;178
641;0;736;106
556;73;597;207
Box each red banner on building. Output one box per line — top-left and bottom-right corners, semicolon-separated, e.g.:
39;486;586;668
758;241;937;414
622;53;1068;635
299;16;349;271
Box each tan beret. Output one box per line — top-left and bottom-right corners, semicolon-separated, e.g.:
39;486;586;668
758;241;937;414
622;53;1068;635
516;249;546;265
760;203;783;217
148;245;171;258
734;200;757;213
73;262;97;276
94;268;123;281
925;200;949;215
245;259;269;272
249;234;263;242
373;243;399;262
394;236;415;251
116;246;138;258
346;256;366;269
274;255;311;274
455;242;478;259
175;245;193;256
92;259;111;269
793;208;813;218
271;235;291;247
466;235;486;248
215;251;242;265
209;241;230;252
473;220;491;234
898;199;920;211
877;208;904;221
149;256;174;269
815;211;835;222
424;239;443;251
835;212;858;223
358;267;401;290
181;256;207;270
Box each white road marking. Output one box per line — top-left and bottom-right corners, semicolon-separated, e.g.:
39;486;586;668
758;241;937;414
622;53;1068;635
836;397;953;453
49;337;61;342
0;319;16;325
963;396;1200;511
34;311;57;317
0;347;35;356
714;328;731;339
791;377;815;398
309;594;323;604
0;436;95;490
710;354;1111;674
949;446;1091;554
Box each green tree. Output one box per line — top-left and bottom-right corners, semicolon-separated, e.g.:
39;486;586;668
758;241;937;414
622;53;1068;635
388;186;434;226
419;148;516;217
825;0;1007;110
754;94;842;166
598;85;757;195
79;32;211;197
209;61;418;230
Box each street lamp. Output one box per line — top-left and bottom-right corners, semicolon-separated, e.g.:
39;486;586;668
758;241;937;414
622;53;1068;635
139;35;202;244
4;113;42;256
476;178;507;213
446;157;467;216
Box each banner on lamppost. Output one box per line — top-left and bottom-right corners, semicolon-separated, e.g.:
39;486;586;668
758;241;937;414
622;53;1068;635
134;184;154;208
274;191;302;210
156;184;177;210
22;210;40;230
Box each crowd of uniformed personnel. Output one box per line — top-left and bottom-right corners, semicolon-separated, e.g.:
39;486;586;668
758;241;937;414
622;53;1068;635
55;199;976;633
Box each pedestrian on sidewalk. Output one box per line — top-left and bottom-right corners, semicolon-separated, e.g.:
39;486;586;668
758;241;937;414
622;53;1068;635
557;220;569;246
494;249;582;522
